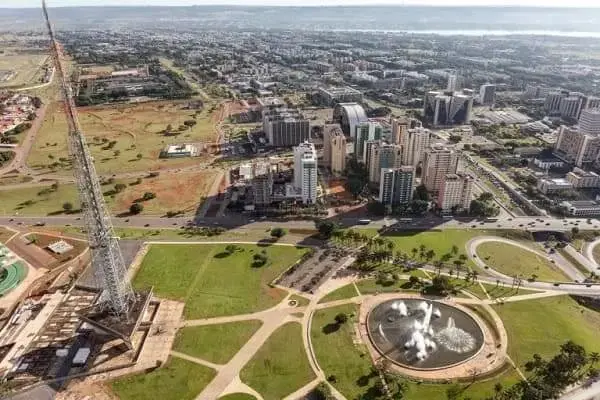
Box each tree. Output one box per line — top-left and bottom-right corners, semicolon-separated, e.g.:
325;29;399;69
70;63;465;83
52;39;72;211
413;184;429;201
142;192;156;201
184;119;197;128
431;275;455;295
114;183;126;193
224;244;238;254
410;200;429;216
478;192;494;202
334;313;348;324
137;153;143;160
130;202;144;214
62;202;74;212
252;253;268;267
315;219;338;239
367;201;386;216
270;227;286;238
313;382;335;400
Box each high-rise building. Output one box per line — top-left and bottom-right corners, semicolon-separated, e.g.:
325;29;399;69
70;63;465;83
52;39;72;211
422;144;459;193
368;142;402;184
379;166;415;206
559;96;585;120
447;74;458;91
554;126;600;167
399;127;432;167
252;162;273;206
424;90;473;127
437;173;474;212
579;108;600;136
263;108;310;147
391;118;409;145
544;90;569;114
332;102;369;136
586;97;600;110
355;121;383;161
479;84;496;106
566;167;600;189
293;142;318;204
323;124;347;174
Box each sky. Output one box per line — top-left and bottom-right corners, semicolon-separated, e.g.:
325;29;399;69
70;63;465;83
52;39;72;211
2;0;600;7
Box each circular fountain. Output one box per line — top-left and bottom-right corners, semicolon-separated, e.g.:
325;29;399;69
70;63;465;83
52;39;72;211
367;298;485;370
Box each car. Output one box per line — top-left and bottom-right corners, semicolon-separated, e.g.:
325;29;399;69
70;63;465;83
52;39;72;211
546;223;550;226
34;222;46;227
144;224;150;227
519;224;524;227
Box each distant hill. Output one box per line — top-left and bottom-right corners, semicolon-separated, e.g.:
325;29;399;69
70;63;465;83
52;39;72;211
2;6;600;34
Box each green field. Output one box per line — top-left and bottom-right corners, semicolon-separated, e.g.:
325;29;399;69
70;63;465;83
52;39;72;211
477;242;569;282
0;184;79;216
318;283;359;304
289;294;310;307
133;244;308;319
493;295;600;369
240;322;315;400
27;100;216;175
310;305;522;400
173;320;262;364
0;54;48;88
110;357;216;400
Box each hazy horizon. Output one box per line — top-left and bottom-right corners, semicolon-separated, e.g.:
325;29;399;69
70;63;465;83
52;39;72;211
3;0;600;9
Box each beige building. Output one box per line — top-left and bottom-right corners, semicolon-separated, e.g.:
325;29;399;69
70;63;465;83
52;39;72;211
437;173;474;212
398;127;432;167
555;126;600;167
330;131;347;175
252;162;273;205
566;167;600;188
368;143;402;184
422;144;459;194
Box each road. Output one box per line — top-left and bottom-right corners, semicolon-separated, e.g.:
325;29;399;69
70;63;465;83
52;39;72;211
561;380;600;400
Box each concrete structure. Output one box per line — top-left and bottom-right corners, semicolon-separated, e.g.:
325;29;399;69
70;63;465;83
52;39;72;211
252;162;273;205
333;102;369;136
561;200;600;216
533;158;564;170
554;126;600;167
263;108;309;147
559;96;585;120
391;118;409;145
355;121;383;161
566;167;600;189
537;178;573;194
293;142;318;204
379;166;415;206
422;144;459;194
545;90;568;114
579;108;600;136
437;172;474;212
256;97;285;116
479;84;496;106
399;127;432;167
424;90;473;127
318;86;363;106
368;143;402;184
447;74;458;91
161;144;198;158
323;124;347;174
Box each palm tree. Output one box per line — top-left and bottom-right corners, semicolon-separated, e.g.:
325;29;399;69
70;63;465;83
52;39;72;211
589;352;600;369
471;270;479;283
451;245;459;255
453;259;464;279
493;382;503;400
434;260;444;276
386;241;394;252
425;249;436;262
411;247;418;259
458;254;468;263
419;244;427;260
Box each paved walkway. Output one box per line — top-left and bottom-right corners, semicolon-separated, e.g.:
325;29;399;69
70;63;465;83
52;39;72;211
170;350;223;370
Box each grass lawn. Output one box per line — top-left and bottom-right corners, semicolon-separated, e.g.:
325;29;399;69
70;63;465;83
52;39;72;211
558;248;591;276
173;320;262;364
289;294;310;307
218;395;257;400
477;282;539;300
0;54;48;88
0;227;16;243
381;229;486;269
355;278;418;295
27;101;216;175
110;357;216;400
0;184;79;216
318;283;359;304
240;322;315;400
311;305;523;400
494;295;600;370
133;244;308;319
477;242;569;282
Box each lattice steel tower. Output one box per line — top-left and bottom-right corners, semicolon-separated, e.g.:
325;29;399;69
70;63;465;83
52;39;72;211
42;0;135;319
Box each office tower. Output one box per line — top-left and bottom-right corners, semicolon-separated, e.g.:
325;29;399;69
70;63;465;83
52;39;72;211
252;162;273;205
422;144;459;193
424;90;473;127
544;90;568;114
559;96;585;120
263;108;309;147
330;130;347;175
579;108;600;135
399;127;432;167
368;143;402;184
293;142;318;204
391;118;409;145
355;121;383;161
379;166;415;206
437;173;474;212
447;74;458;91
555;126;600;167
323;124;342;166
332;102;368;136
566;167;600;189
479;84;496;106
586;97;600;110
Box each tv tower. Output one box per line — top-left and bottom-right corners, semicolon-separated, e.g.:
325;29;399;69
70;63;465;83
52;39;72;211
42;0;135;319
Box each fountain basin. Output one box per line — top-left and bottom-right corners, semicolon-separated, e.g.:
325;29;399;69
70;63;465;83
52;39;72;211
367;298;485;370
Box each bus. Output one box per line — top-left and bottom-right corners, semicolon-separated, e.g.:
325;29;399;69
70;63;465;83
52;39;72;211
358;219;372;225
485;218;499;222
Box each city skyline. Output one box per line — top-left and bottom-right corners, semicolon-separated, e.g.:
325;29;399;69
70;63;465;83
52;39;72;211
3;0;600;8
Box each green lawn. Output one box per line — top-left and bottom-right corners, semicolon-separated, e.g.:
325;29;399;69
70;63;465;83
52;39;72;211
310;305;523;400
218;395;257;400
318;283;359;304
173;320;262;364
493;295;600;370
0;184;79;216
133;244;308;319
477;282;539;300
240;322;315;400
355;278;418;295
110;357;216;400
477;242;569;282
289;294;310;307
558;248;591;276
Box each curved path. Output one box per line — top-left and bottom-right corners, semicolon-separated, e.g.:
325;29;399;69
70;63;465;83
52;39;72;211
467;236;584;282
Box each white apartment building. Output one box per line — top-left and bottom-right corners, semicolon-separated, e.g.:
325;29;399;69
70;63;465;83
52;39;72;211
422;144;459;194
566;167;600;189
579;108;600;136
437;173;474;212
399;127;432;167
293;142;318;204
537;178;573;194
